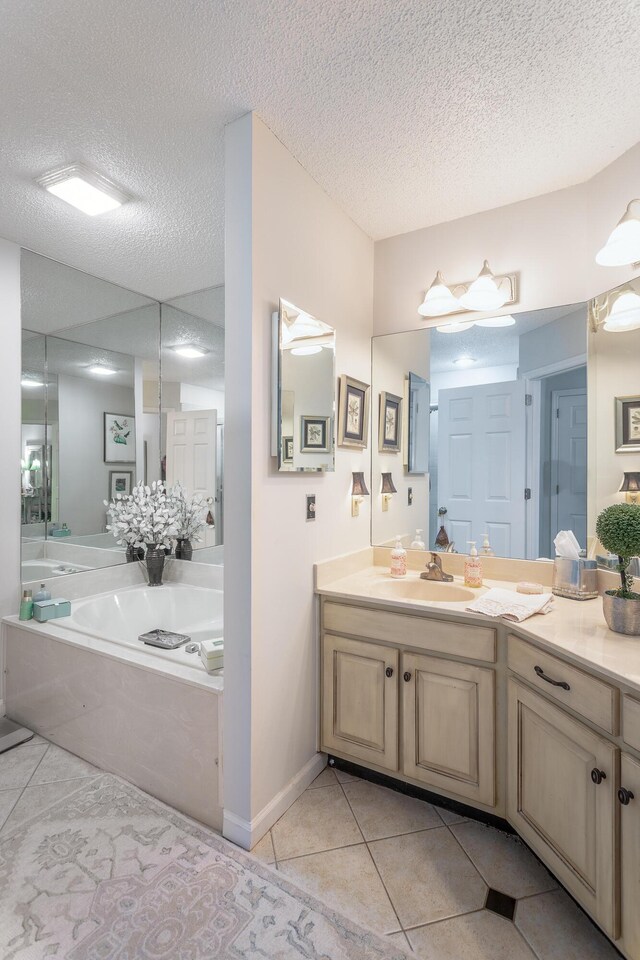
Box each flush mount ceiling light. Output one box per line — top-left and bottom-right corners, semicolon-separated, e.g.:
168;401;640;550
173;344;208;359
88;364;117;376
435;320;475;333
35;163;131;216
596;200;640;266
458;261;509;312
452;355;477;367
474;314;516;328
602;286;640;333
418;272;461;317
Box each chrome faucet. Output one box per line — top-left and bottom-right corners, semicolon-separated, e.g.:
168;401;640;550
420;552;454;582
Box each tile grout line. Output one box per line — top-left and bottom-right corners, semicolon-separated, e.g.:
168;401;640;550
25;742;51;786
0;740;52;834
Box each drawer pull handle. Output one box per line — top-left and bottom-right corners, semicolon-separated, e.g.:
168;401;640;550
591;768;607;785
534;665;570;691
385;667;394;678
618;787;635;805
403;671;412;682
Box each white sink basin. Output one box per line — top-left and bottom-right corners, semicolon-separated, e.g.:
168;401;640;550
371;578;478;604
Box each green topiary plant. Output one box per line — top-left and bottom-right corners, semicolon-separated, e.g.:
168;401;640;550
595;503;640;599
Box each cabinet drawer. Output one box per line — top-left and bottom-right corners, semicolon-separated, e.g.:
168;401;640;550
508;636;618;735
323;602;496;662
623;695;640;752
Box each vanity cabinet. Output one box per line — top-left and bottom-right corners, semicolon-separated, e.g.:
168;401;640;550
620;753;640;958
507;679;618;937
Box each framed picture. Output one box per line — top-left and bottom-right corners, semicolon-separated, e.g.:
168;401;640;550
300;415;331;453
378;391;402;453
337;374;370;448
108;470;133;500
104;413;136;463
616;395;640;452
282;436;294;463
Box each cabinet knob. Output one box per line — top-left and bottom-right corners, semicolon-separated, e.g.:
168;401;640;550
618;787;635;805
591;768;607;785
403;671;412;682
385;666;394;678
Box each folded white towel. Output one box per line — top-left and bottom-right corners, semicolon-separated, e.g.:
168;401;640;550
466;588;554;622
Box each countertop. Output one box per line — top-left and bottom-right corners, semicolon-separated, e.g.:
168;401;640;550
317;566;640;696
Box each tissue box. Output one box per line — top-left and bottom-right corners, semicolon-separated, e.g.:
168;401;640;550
200;638;224;671
33;598;72;621
552;558;598;601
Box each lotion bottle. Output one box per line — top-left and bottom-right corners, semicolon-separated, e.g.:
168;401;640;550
34;583;51;602
390;536;407;578
19;590;34;621
410;529;426;550
464;541;483;588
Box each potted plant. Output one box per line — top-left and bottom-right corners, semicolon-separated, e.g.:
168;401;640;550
595;503;640;636
105;481;179;585
105;491;145;562
171;483;213;560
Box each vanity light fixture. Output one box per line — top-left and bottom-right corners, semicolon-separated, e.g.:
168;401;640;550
351;471;370;517
596;200;640;266
35;163;131;216
87;364;117;376
620;472;640;504
452;355;477;367
602;285;640;333
173;344;208;359
474;314;516;328
458;261;509;312
418;272;461;318
290;345;323;356
381;473;397;511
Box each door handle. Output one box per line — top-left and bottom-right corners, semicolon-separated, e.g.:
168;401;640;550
385;667;394;678
403;671;412;682
591;768;607;785
534;665;570;691
618;787;635;805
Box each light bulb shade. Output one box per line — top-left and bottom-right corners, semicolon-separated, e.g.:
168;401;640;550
620;472;640;493
381;473;397;494
458;260;508;312
351;472;370;497
603;286;640;332
596;201;640;266
473;314;516;328
418;271;461;317
435;320;475;333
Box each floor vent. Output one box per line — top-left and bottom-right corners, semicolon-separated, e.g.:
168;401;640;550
485;888;517;921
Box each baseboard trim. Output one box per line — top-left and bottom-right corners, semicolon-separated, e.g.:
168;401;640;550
223;751;327;850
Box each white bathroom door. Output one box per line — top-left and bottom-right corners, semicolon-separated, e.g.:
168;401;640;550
166;410;217;547
551;389;587;549
437;380;526;557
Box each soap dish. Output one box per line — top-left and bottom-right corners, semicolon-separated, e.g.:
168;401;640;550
139;629;191;649
516;582;545;595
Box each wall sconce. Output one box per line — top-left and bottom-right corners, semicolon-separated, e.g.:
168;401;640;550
620;472;640;504
596;200;640;266
381;473;397;511
418;261;518;322
589;284;640;333
351;472;370;517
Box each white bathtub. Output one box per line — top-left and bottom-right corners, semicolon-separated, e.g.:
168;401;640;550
22;558;93;579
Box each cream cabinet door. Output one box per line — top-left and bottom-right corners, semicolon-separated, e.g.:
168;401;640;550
620;753;640;958
402;653;495;806
322;634;399;771
507;680;617;937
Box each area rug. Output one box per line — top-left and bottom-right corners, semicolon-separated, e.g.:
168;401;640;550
0;774;411;959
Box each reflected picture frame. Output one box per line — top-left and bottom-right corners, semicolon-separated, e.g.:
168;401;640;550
104;412;136;463
282;436;294;463
337;374;370;449
300;415;331;453
378;391;402;453
615;395;640;453
108;470;133;500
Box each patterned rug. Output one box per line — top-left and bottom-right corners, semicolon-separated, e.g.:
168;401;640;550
0;774;411;959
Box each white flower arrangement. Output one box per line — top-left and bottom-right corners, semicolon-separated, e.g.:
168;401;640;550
105;481;180;550
172;482;213;542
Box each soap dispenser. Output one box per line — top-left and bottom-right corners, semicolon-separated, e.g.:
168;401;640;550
464;542;483;588
410;529;426;550
390;536;407;579
34;583;51;602
481;533;494;557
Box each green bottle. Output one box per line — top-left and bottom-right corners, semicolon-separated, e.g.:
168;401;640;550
19;590;34;621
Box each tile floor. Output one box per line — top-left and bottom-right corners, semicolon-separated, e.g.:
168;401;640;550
0;741;622;960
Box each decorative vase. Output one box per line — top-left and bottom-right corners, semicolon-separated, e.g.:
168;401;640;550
125;545;144;563
602;591;640;636
175;538;193;561
145;545;166;586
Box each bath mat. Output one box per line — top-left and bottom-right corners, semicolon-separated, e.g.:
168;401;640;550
0;774;411;959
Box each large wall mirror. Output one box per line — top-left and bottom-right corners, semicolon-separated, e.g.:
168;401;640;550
371;302;588;560
20;251;225;583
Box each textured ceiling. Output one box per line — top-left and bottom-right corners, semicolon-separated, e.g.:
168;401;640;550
2;1;640;298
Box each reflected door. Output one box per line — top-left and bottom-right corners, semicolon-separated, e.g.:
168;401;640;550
166;410;217;546
551;389;587;548
437;380;526;557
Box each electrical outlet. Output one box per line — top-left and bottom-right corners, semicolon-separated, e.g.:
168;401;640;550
306;494;316;521
408;487;413;506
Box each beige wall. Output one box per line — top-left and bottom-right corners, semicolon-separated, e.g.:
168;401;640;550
224;113;374;844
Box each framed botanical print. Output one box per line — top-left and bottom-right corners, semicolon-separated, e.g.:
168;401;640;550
616;395;640;452
104;413;136;463
337;375;370;448
378;392;402;453
282;436;294;463
108;470;133;500
300;416;331;453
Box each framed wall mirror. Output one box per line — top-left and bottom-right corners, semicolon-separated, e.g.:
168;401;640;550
371;302;588;560
272;298;336;472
